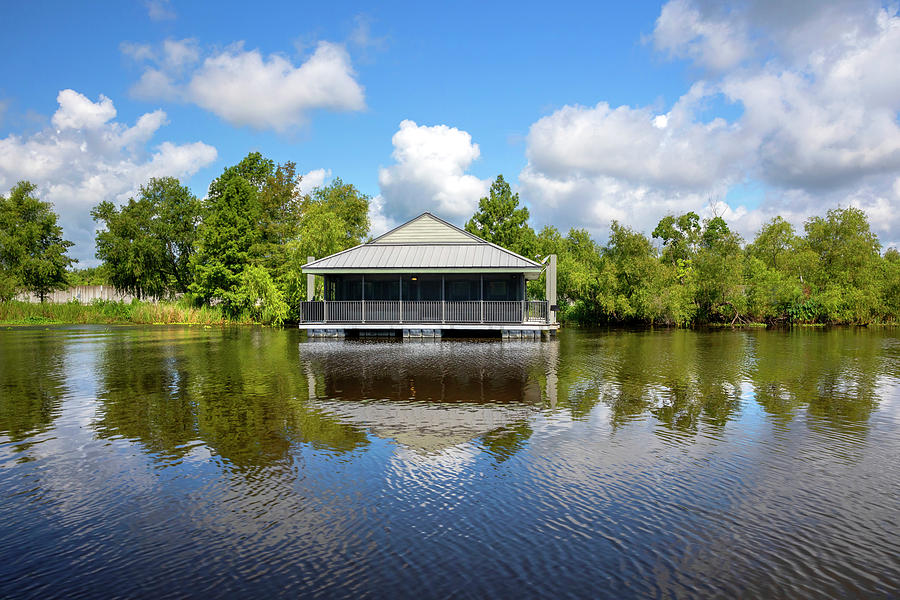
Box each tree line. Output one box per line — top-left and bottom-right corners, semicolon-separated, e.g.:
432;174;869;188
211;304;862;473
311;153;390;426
1;152;370;324
466;176;900;326
3;160;899;326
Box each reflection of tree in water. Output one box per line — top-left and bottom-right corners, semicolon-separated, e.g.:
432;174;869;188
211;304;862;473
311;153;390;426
92;327;368;468
86;326;892;465
651;331;746;432
548;330;746;435
92;328;198;457
0;329;70;444
481;422;533;463
544;327;890;442
749;328;884;431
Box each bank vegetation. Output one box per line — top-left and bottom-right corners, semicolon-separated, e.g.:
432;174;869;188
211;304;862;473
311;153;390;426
2;155;898;327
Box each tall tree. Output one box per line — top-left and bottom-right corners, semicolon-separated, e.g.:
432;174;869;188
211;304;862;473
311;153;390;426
253;161;303;275
465;175;536;257
282;178;371;308
0;181;74;301
598;222;661;322
302;177;370;246
92;177;200;298
804;207;881;288
746;217;798;271
882;248;900;321
693;217;745;322
191;160;263;313
652;212;701;264
803;206;882;323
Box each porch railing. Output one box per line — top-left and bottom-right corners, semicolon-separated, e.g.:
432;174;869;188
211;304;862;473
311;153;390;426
298;300;550;324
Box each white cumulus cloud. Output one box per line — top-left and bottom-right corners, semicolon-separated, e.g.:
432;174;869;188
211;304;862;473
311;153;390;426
653;0;750;71
297;168;331;196
377;120;490;225
51;89;117;130
0;90;217;264
125;39;365;131
521;1;900;248
526;91;747;190
367;194;395;239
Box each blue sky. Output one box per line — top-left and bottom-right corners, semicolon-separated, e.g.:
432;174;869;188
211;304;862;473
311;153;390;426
2;0;899;264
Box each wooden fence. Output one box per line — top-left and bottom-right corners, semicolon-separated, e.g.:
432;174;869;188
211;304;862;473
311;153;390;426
14;285;162;304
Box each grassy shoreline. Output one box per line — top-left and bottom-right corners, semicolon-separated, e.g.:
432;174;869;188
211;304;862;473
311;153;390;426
0;300;257;326
4;300;895;329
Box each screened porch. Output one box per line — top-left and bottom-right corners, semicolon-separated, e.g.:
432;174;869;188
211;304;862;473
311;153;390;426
297;273;549;324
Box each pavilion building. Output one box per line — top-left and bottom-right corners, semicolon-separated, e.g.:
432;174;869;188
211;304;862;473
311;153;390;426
298;212;557;339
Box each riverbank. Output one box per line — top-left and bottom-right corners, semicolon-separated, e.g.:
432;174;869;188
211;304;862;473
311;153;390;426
0;300;254;326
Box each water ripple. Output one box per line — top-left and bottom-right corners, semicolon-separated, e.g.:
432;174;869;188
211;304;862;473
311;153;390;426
0;327;898;598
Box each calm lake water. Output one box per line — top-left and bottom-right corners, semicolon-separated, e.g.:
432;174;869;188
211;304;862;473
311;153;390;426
0;326;898;599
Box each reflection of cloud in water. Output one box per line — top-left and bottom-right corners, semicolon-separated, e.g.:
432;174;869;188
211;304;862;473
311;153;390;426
309;399;535;454
388;444;479;474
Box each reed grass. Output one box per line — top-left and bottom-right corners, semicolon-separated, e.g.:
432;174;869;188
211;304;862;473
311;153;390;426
0;300;255;326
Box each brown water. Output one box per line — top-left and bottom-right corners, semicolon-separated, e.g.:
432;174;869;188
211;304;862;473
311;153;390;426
0;326;898;598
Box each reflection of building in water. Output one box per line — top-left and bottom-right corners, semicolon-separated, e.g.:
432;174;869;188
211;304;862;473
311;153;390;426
308;400;534;453
301;341;557;453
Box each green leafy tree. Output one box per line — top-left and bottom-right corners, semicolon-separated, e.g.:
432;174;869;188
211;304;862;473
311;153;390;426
283;180;371;307
191;161;263;314
0;181;74;301
92;177;200;298
598;222;658;321
150;177;202;292
67;266;110;286
882;248;900;321
652;212;701;264
531;225;566;300
253;161;303;277
240;265;289;326
693;217;745;322
746;217;798;271
562;228;605;322
743;256;802;322
191;151;371;320
804;207;881;287
465;175;536;257
303;177;370;246
803;207;882;323
744;217;807;323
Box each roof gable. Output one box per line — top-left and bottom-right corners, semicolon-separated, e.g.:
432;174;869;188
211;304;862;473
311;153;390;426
372;213;480;244
303;212;543;273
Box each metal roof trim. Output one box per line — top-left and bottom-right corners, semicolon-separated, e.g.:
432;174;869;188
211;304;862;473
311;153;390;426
303;213;544;271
